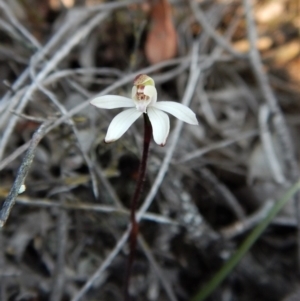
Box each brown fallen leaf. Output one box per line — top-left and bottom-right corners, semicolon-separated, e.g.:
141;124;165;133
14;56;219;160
145;0;177;65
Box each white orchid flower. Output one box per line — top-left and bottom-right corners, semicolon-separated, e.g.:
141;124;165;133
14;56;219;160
90;74;198;146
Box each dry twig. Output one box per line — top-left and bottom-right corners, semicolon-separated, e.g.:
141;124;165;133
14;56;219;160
189;0;245;58
0;122;50;227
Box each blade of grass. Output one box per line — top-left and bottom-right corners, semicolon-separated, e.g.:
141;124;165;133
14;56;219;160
191;179;300;301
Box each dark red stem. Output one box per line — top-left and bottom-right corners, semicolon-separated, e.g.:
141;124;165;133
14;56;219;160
124;113;152;301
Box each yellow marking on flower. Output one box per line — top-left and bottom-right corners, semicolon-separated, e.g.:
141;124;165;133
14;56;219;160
134;74;155;87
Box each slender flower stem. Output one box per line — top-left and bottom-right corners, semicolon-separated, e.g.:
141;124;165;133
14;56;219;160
124;113;152;301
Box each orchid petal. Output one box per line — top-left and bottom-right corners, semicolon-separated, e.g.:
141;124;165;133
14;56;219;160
131;86;137;100
152;101;198;125
143;86;157;102
105;108;142;143
135;101;150;113
90;95;134;109
144;85;157;104
147;107;170;146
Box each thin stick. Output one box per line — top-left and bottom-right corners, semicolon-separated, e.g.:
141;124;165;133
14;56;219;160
15;197;178;225
259;105;285;184
221;200;274;239
138;235;178;301
0;0;40;49
124;114;152;301
0;122;50;227
189;0;245;58
71;228;131;301
177;130;258;163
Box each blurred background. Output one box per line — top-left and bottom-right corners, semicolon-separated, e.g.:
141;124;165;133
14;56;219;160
0;0;300;300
